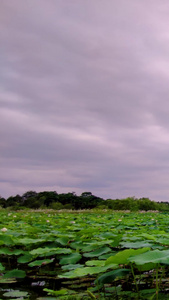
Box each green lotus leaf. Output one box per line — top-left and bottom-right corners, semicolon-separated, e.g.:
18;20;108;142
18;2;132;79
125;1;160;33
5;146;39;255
96;232;117;239
139;233;156;241
0;235;14;245
59;253;82;265
140;289;156;295
80;243;101;252
8;249;24;256
3;290;29;298
0;247;15;255
0;277;17;283
55;237;69;246
99;252;117;260
28;259;54;267
85;260;105;267
59;264;118;278
0;263;5;271
156;238;169;245
122;236;142;241
83;246;112;258
128;249;169;265
97;269;130;285
61;264;84;270
105;248;150;265
36;296;56;300
120;241;153;248
135;262;156;271
4;269;26;278
43;288;68;296
17;254;33;263
17;238;45;245
69;241;84;250
30;247;72;256
109;235;123;247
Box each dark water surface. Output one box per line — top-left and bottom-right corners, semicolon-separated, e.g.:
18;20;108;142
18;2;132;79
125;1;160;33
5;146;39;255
0;278;58;299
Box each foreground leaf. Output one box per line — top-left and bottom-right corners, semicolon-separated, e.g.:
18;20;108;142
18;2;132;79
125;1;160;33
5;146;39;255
28;259;54;267
3;290;29;298
59;253;82;265
105;248;150;265
4;269;26;278
97;269;130;285
59;264;117;278
128;249;169;265
83;246;112;258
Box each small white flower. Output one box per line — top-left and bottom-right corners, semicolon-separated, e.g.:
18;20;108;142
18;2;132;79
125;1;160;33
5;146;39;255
8;213;11;216
46;220;50;222
1;228;7;232
71;221;75;224
118;219;122;222
13;215;16;218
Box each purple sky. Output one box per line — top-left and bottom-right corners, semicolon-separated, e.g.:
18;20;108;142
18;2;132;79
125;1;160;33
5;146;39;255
1;1;169;201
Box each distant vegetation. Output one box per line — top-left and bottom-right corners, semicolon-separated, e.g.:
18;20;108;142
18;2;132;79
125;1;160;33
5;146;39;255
0;191;169;211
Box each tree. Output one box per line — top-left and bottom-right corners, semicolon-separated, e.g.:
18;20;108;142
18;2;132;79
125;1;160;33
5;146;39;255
38;191;58;207
22;191;37;201
0;196;6;208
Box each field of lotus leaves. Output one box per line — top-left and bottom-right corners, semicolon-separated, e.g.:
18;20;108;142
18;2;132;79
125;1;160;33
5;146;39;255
1;210;169;299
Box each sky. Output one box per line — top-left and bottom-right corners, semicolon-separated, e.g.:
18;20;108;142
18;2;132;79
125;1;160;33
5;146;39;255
1;1;169;201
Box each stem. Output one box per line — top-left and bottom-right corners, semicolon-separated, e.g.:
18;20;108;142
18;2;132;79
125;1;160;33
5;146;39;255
159;266;165;290
96;279;101;300
103;285;106;299
156;264;159;300
8;257;11;268
114;283;119;300
131;264;139;294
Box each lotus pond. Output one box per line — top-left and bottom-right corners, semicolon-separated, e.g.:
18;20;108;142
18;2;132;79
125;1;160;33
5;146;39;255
1;210;169;299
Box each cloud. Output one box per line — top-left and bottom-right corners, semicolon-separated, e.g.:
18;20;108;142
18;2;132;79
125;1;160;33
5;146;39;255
1;1;169;201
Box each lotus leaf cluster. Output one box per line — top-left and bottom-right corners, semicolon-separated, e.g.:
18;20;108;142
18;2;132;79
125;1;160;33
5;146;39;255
0;210;169;299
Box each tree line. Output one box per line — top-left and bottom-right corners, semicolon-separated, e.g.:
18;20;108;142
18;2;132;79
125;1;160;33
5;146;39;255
0;191;169;211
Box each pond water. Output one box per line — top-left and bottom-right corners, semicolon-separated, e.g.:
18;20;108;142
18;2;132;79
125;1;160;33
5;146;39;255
0;278;58;299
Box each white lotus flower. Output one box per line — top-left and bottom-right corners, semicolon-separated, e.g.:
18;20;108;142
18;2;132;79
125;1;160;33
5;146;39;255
1;228;7;232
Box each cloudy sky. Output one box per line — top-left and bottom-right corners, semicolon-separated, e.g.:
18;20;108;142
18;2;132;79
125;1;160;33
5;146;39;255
1;1;169;201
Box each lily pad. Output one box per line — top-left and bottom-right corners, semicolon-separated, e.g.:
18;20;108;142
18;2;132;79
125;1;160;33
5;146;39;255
4;269;26;278
120;241;153;248
30;247;72;256
61;264;84;270
17;254;33;263
105;248;150;265
83;246;112;258
85;260;105;267
55;237;69;246
0;235;14;245
0;263;5;271
97;269;131;285
59;253;82;265
28;259;54;267
59;264;118;278
128;249;169;265
0;277;17;283
3;290;29;298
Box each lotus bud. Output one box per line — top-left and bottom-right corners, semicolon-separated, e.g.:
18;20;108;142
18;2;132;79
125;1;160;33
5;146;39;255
1;228;7;232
